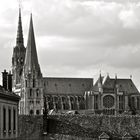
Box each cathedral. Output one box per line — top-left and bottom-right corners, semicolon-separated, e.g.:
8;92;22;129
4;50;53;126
12;8;140;115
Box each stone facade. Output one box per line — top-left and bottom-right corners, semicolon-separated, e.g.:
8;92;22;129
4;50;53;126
85;74;140;115
18;114;140;139
0;70;20;139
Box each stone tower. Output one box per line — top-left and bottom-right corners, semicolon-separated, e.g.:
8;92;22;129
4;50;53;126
12;8;26;91
20;14;44;115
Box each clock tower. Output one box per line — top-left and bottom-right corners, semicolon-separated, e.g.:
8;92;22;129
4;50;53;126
12;8;26;90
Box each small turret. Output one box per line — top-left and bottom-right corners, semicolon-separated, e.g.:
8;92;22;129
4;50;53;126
98;71;103;93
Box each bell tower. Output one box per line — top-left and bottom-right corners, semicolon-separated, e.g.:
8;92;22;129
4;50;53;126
12;8;26;90
20;14;43;115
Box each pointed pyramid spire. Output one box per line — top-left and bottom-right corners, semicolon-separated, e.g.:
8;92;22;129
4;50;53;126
98;70;102;84
16;7;24;45
24;14;41;76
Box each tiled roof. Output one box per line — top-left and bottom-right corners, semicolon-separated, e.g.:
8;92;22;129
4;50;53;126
91;76;139;95
43;77;93;95
104;78;139;94
0;86;20;102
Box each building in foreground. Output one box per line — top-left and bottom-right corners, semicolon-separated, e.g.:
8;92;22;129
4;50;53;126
0;70;20;139
85;74;140;115
12;8;140;115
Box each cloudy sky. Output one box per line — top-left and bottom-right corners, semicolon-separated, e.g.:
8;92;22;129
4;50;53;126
0;0;140;89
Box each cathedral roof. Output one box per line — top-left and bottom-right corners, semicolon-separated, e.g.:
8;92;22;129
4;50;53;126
43;77;93;95
92;76;139;95
24;14;41;75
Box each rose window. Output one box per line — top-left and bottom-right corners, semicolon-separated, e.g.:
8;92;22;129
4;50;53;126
103;95;114;108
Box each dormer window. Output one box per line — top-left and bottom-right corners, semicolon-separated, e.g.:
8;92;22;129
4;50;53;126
82;83;85;87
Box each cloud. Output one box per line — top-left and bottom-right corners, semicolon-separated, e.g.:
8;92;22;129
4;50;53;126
0;0;140;89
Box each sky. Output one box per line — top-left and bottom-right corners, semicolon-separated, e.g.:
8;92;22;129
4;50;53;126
0;0;140;89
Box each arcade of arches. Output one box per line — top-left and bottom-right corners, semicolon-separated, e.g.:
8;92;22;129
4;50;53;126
45;95;86;110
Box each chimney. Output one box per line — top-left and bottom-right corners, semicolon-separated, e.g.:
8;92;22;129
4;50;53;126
2;70;8;90
8;71;12;92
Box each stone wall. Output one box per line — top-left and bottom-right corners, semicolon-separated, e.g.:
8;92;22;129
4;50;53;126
18;114;140;139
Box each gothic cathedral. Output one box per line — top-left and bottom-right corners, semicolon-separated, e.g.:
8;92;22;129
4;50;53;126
12;9;140;115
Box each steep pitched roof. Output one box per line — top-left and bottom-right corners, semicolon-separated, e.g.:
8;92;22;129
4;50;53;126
104;78;139;94
43;77;93;95
90;76;104;92
24;14;41;75
91;76;139;95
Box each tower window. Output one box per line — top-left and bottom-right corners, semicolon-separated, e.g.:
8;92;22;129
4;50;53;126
25;80;27;87
36;89;39;97
33;79;35;87
30;89;32;97
36;110;40;115
30;110;34;115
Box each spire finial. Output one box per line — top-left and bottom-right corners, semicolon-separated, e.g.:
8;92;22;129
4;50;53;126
18;0;21;9
107;72;109;77
98;70;102;84
130;75;132;79
16;0;24;46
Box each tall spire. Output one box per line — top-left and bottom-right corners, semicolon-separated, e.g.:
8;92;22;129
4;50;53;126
24;14;41;76
16;7;24;45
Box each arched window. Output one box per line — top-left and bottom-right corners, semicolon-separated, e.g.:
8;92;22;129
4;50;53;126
36;89;39;97
25;80;27;87
30;110;34;115
36;110;40;115
30;89;32;97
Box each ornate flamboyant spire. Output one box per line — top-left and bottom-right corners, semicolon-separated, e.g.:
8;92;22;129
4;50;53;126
24;14;41;76
16;7;24;45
